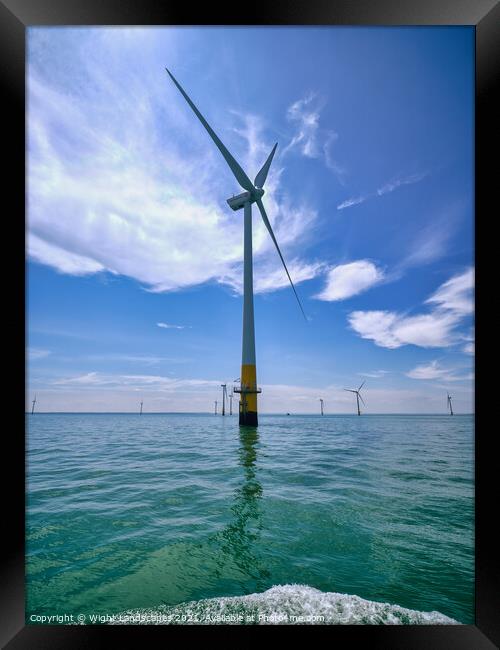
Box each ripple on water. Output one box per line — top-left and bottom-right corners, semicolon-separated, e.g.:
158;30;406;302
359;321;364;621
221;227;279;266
26;414;474;623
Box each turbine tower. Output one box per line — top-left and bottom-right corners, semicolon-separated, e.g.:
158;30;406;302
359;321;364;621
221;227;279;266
139;400;143;415
214;400;218;415
229;387;234;416
221;384;227;416
447;393;454;416
166;69;306;427
31;394;37;415
344;381;366;416
319;398;324;416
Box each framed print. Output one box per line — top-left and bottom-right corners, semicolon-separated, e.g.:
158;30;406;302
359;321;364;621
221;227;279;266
1;0;498;647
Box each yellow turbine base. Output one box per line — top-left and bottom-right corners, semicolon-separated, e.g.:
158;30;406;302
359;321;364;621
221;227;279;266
239;364;258;425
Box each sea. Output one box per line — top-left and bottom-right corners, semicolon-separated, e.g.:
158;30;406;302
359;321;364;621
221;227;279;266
26;413;474;625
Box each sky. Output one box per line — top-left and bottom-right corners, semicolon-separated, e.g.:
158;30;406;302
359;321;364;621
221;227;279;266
27;26;474;413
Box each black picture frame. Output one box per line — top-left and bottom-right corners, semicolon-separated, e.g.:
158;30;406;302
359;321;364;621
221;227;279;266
2;0;498;647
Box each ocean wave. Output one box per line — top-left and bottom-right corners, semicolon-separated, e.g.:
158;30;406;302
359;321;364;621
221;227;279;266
102;584;459;625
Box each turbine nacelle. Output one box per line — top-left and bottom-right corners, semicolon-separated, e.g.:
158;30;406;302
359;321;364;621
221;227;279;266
227;188;264;211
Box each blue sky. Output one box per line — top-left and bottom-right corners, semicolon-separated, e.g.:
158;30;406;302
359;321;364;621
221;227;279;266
27;26;474;413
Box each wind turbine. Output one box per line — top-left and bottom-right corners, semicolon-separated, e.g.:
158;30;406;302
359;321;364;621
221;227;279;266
31;394;37;415
221;384;227;416
214;400;218;415
319;398;324;416
139;400;143;415
166;69;306;427
344;381;366;416
447;393;454;416
229;387;234;416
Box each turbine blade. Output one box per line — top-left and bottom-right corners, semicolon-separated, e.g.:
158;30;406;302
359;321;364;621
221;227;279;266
358;380;365;391
165;68;254;193
359;394;366;406
344;389;356;393
254;143;278;189
255;198;307;321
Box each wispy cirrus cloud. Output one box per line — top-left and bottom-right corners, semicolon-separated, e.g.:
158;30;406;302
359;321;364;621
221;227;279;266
381;204;470;299
28;30;323;297
358;370;389;379
376;172;428;196
282;93;345;182
282;93;322;158
28;347;51;360
314;260;385;301
337;172;427;210
29;370;474;413
221;257;324;295
348;267;474;350
52;371;220;390
157;322;190;330
401;208;458;269
336;196;366;210
406;360;473;382
85;353;190;365
462;341;475;355
425;267;474;315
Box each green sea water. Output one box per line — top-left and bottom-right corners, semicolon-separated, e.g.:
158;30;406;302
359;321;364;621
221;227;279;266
26;413;474;625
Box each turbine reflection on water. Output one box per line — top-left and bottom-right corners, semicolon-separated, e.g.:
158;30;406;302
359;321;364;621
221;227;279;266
210;426;271;589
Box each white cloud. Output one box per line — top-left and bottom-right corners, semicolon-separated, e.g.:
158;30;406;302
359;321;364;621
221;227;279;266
221;258;324;295
282;93;344;181
376;172;427;196
52;371;220;391
460;327;475;356
336;196;367;210
27;33;321;297
322;131;345;181
348;310;401;348
358;370;389;379
28;371;474;413
254;260;323;294
425;268;474;315
157;322;190;330
28;347;51;360
85;353;190;365
283;93;321;158
348;267;474;350
315;261;384;301
337;172;427;210
29;234;105;275
397;201;466;271
403;221;451;267
406;360;472;381
55;372;101;385
349;309;461;349
463;342;475;355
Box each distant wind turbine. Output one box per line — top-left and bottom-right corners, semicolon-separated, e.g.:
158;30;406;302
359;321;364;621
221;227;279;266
221;384;227;416
139;400;143;415
166;68;306;427
447;393;454;416
344;381;366;416
214;400;218;416
31;395;37;415
229;387;234;416
319;398;324;416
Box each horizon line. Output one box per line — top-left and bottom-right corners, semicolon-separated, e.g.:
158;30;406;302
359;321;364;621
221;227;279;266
25;411;474;416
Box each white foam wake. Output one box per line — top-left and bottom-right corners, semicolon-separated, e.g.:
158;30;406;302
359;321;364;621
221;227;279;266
103;584;459;625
